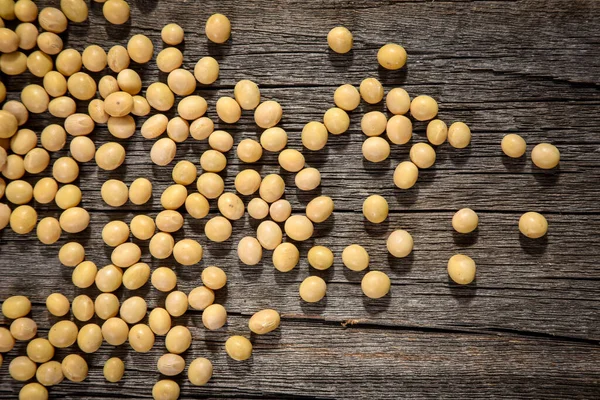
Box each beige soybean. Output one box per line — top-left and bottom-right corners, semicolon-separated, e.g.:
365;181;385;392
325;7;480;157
72;294;94;322
284;215;313;241
5;179;32;204
410;142;436;169
235;169;261;195
108;115;136;139
334;84;360;111
165;326;191;354
165;291;188;317
0;326;15;352
61;354;88;383
103;0;129;24
299;276;326;303
27;50;52;77
132;95;150;116
0;109;18;139
377;43;407;70
410;95;438;121
200;149;227;172
452;208;479;234
255;100;283;129
188;286;214;311
9;356;37;381
148;308;171;335
278;149;305;172
387;115;412;145
362;137;390;162
162;23;184;45
205;13;230;43
386;87;411;115
107;44;129;72
146;82;174;112
362;271;391;299
14;0;38;22
188;357;213;386
36;216;61;244
178;95;207;121
153;380;180;400
237;236;263;265
129;177;152;205
10;317;36;340
101;179;129;207
117;68;142;94
122;262;151;290
9;205;36;234
302;121;328;151
156;210;184;233
55;49;82;76
102;220;129;247
387;230;413;258
120;296;147;324
41;125;66;151
308;246;334;270
127;34;153;64
98;75;119;99
273;242;300;272
260;127;287;151
112;242;141;268
33;177;58;204
60;0;88;22
295;167;321;191
0;51;27;76
205;216;232;242
342;244;369;271
202;304;227;331
234;79;260;110
270;199;291;222
259;174;285;203
151;138;176;166
161;184;187;209
101;317;129;346
166;117;189;142
19;383;48;400
426;119;448;145
3;100;28;125
194;56;219;84
167;68;196;97
256;220;282;250
21;84;49;113
141;114;168;139
447;122;471;149
65;113;95;136
249;309;280;335
58;241;85;266
37;32;63;55
394;161;419;189
218;192;245;220
531;143;560;169
151;266;177;292
157;353;185;376
70;136;96;162
103;357;125;382
27;338;55;363
363;194;388;224
323;107;350;135
306;195;334;223
501;134;526;158
104;91;133;117
10;128;36;155
519;211;548;239
327;26;352;54
95;264;123;293
200;266;226;290
48;320;78;348
216;96;241;124
185;193;210;219
82;44;106;72
173;238;203;265
72;261;97;289
209;130;234;152
39;7;67;33
149;232;175;260
36;360;64;386
96;142;125;170
237;138;263;163
48;96;76;118
360;78;384;104
248;197;269;219
447;254;476;285
196;172;224;199
361;111;387;137
94;293;119;320
24;148;50;174
0;27;18;53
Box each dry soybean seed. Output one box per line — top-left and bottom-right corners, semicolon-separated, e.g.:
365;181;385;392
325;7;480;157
156;210;184;233
270;199;292;222
26;50;52;77
61;0;88;23
188;358;213;386
101;179;129;207
103;357;124;382
247;197;269;219
48;320;78;348
9;205;36;234
96;142;125;170
55;48;82;76
108;115;136;139
162;23;184;45
161;184;187;210
36;360;64;386
308;246;334;270
0;326;15;352
257;220;283;250
387;115;412;145
142;114;168;139
410;142;436;169
165;326;191;354
299;276;326;303
249;309;280;335
393;161;419;189
363;195;388;224
37;31;63;55
342;244;369;271
60;207;90;233
101;317;129;346
447;254;476;285
10;128;36;155
173;238;203;265
98;75;119;99
447;121;471;149
234;79;260;110
361;111;387;137
387;230;413;258
149;307;171;335
94;293;119;320
95;264;123;293
15;0;38;22
0;51;27;75
21;84;49;113
165;291;188;317
112;242;141;268
296;167;321;191
273;242;300;272
426;119;448;146
132;95;150;116
149;232;175;260
260;127;287;151
218;192;245;220
156;47;183;73
306;195;334;223
0;110;18;138
225;335;252;361
129;177;152;205
327;26;352;54
519;211;548;239
501;133;526;158
48;96;76;118
284;215;314;241
360;77;384;104
302;121;328;151
122;262;151;290
235;169;261;195
178;96;207;121
157;353;185;376
386;87;410;115
188;286;214;311
19;383;48;400
36;216;61;244
278;149;305;172
452;208;479;234
0;27;18;53
72;294;94;322
10;317;37;340
333;84;360;111
200;149;227;172
237;138;263;163
102;0;129;24
59;241;85;266
146;82;174;111
102;220;129;247
362;136;390;163
67;71;96;101
205;13;231;43
216;96;241;124
27;338;55;363
9;356;37;381
209;130;234;152
128;324;155;353
185;193;209;219
117;68;142;94
104;91;133;117
3;154;25;180
167;68;196;96
127;34;153;63
410;95;438;121
72;261;97;289
237;236;263;265
254;100;283;129
362;271;391;299
196;172;224;199
107;44;129;72
64;113;95;136
151;138;176;166
531;143;560;169
82;44;106;72
194;56;219;84
259;174;285;203
205;216;232;242
377;43;407;70
323;107;350;135
62;354;88;383
3;100;28;125
5;179;32;204
39;7;68;33
153;380;180;400
70;136;96;162
167;117;189;142
33;177;58;204
151;267;177;292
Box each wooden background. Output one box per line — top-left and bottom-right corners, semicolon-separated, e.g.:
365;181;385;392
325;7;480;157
1;0;600;398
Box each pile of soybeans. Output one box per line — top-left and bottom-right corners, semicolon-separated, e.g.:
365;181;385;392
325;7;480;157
0;1;560;399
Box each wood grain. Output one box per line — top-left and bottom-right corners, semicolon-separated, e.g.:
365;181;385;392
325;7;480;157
1;0;600;398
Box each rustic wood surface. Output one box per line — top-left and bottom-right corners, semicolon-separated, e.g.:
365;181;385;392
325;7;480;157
1;0;600;398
